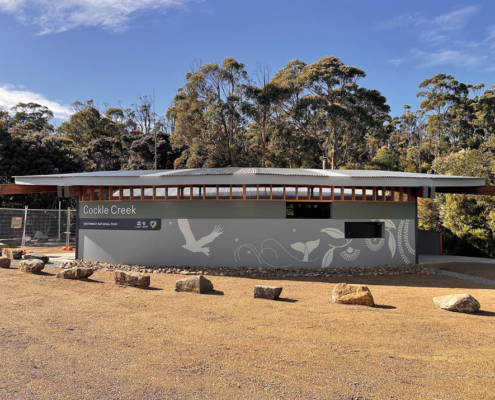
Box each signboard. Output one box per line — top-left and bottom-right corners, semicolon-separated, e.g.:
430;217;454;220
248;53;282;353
79;218;161;231
11;217;22;229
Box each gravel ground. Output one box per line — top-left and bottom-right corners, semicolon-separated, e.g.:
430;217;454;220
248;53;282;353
1;265;494;399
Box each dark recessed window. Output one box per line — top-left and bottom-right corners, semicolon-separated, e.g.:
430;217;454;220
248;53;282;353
345;222;383;239
286;202;331;219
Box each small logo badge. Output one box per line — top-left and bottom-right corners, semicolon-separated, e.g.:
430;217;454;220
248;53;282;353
150;220;157;229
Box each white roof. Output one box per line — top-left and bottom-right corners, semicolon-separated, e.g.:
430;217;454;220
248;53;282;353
14;167;485;187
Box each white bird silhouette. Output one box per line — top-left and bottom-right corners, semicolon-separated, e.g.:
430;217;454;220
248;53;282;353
177;219;224;257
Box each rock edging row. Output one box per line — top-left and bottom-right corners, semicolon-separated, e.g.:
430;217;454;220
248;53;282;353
60;260;436;278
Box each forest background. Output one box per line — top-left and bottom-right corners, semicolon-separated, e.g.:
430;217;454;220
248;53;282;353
1;56;494;257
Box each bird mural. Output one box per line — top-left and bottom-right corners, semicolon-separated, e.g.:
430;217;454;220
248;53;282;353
177;219;224;257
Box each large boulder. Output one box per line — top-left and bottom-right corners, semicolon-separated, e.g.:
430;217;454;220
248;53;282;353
18;259;45;273
57;268;93;280
254;285;283;300
23;253;50;263
332;283;375;306
114;271;150;287
433;294;480;313
0;256;11;269
3;249;24;260
175;276;213;294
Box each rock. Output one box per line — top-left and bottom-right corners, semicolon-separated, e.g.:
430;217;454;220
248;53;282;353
433;294;480;313
23;253;50;263
57;268;93;280
18;259;45;273
254;285;283;300
175;276;213;294
0;256;11;268
3;249;24;259
332;283;375;306
114;271;150;287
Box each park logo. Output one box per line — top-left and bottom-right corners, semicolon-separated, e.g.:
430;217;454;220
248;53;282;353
150;220;157;229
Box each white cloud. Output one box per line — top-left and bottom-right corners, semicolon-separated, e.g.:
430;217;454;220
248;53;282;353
0;84;72;119
431;6;478;32
377;13;425;30
0;0;198;34
388;58;406;67
384;6;495;71
411;49;486;68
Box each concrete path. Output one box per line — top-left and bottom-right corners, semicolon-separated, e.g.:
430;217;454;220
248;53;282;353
419;254;495;265
434;268;495;286
44;252;75;264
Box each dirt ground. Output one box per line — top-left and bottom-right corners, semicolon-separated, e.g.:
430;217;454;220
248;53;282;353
1;264;494;400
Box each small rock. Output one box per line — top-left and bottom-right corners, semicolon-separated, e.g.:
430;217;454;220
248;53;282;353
433;294;480;313
57;268;94;280
23;253;50;263
18;259;45;273
0;256;11;268
175;276;213;294
254;285;283;300
332;283;375;306
114;271;150;287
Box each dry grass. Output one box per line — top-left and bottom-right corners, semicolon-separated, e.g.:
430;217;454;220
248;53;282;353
1;265;494;399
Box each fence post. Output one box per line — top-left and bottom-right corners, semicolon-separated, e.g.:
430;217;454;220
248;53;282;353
66;207;71;249
21;206;28;248
58;201;61;240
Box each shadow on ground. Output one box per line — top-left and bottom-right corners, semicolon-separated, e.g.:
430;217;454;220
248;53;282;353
204;289;224;296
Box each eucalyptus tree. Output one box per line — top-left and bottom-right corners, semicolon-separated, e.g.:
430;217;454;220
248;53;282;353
242;65;284;167
272;56;390;169
169;57;249;168
474;85;495;141
417;74;483;159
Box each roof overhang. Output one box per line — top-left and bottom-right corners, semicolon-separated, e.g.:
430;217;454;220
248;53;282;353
0;185;81;197
12;168;486;188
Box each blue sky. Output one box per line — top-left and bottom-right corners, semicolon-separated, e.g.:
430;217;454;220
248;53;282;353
0;0;494;123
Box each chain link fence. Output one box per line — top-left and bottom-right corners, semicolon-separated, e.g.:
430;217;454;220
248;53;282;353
0;207;76;248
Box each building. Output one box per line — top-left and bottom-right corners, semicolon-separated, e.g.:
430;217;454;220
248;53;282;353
2;167;489;268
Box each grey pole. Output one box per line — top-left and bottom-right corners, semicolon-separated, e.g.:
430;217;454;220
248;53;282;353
58;200;61;240
66;207;70;249
21;206;28;248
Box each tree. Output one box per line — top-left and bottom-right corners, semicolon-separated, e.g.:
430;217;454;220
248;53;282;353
169;58;249;168
242;65;282;167
430;149;495;256
371;146;400;171
272;56;390;169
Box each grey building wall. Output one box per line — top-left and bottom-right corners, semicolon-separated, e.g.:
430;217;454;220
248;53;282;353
80;201;286;219
78;201;417;268
332;202;416;219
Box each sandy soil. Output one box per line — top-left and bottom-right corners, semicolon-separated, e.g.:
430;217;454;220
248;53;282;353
434;262;495;281
1;266;494;400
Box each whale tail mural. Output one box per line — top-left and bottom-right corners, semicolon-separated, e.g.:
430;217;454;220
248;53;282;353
290;239;320;262
178;219;223;257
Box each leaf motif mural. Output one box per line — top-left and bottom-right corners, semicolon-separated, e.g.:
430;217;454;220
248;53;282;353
322;247;335;267
388;233;396;258
321;228;345;239
384;219;396;230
